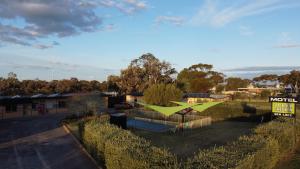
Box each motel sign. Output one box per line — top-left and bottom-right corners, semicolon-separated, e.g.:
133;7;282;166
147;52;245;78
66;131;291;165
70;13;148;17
269;97;298;118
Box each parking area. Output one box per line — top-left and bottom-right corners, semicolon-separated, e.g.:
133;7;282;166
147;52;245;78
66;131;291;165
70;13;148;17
0;114;99;169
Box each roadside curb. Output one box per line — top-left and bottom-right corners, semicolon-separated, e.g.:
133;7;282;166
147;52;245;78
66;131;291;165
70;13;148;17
62;124;103;169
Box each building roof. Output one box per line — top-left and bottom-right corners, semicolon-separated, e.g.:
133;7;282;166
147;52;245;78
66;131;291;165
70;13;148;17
127;92;143;97
0;93;69;105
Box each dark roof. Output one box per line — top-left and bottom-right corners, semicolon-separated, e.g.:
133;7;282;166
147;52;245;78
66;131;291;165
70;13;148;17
127;92;143;97
0;93;69;105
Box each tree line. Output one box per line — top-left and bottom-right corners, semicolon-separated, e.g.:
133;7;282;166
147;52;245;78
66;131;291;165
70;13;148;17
0;72;108;96
107;53;300;94
1;53;300;96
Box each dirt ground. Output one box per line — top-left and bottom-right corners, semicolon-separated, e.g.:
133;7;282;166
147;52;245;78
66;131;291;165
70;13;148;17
131;120;259;159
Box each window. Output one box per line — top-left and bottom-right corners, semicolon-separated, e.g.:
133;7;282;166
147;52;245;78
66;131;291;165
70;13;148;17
6;104;17;113
32;103;36;110
58;101;66;108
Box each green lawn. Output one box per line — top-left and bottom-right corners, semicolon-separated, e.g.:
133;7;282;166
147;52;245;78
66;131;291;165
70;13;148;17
131;121;259;159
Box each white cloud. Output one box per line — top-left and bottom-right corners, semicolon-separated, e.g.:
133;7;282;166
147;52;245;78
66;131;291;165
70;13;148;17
274;44;300;48
0;0;147;48
274;32;300;48
191;0;300;27
155;16;185;26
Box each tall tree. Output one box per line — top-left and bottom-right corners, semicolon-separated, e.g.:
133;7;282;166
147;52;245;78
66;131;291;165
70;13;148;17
177;63;224;93
117;53;176;93
144;83;183;106
282;70;300;86
107;75;121;92
0;73;108;95
253;74;278;82
225;77;250;91
279;70;300;92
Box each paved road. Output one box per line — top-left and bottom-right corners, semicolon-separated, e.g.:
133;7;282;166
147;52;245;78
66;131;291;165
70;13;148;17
0;114;99;169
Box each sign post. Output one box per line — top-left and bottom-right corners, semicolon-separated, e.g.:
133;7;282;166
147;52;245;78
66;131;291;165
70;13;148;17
269;97;297;118
269;96;298;145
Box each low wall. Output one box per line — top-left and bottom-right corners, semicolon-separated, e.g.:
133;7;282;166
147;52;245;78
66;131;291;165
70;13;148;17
181;116;212;129
133;117;178;126
132;116;212;130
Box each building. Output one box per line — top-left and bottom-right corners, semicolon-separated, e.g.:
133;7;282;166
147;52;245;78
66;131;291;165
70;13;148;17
0;92;109;120
184;93;231;104
0;94;70;119
126;92;143;106
237;83;282;95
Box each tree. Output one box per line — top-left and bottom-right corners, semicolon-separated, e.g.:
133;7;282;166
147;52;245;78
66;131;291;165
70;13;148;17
253;74;278;82
144;84;183;106
8;72;17;79
215;84;225;94
225;78;250;91
117;66;144;94
177;63;224;93
260;90;271;99
279;70;300;86
189;78;212;93
0;73;108;95
107;75;121;92
116;53;176;94
1;72;21;95
279;70;300;93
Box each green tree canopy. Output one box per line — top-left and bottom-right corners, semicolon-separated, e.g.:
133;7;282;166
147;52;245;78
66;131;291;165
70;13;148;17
0;72;108;96
253;74;278;82
144;83;183;106
116;53;177;94
177;63;224;93
279;70;300;87
225;77;251;91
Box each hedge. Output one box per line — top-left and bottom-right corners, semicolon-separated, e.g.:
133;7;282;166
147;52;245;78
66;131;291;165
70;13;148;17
185;117;300;169
199;101;271;121
79;119;179;169
77;116;300;169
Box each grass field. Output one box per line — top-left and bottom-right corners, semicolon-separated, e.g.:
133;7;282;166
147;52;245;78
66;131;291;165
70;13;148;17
131;121;259;159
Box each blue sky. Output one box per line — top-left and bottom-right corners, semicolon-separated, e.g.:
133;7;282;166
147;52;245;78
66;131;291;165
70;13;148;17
0;0;300;81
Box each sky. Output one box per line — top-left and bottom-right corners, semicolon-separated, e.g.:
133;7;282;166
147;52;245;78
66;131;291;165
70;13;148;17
0;0;300;81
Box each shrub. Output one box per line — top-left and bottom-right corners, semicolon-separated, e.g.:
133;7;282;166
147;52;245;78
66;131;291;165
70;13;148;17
144;83;183;106
185;117;300;169
260;90;271;99
80;119;179;169
200;101;271;121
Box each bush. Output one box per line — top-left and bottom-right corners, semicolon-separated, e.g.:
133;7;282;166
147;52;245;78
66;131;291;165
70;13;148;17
260;90;271;99
80;119;179;169
144;83;183;106
185;117;300;169
200;101;271;121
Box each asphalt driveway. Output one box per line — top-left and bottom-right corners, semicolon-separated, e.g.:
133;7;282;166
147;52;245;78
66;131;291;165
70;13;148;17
0;114;99;169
